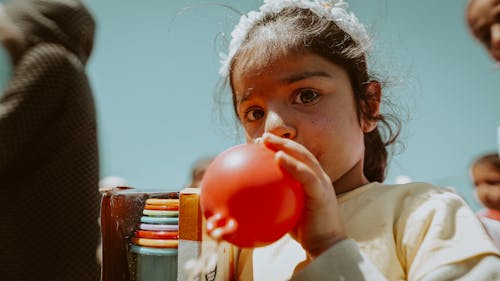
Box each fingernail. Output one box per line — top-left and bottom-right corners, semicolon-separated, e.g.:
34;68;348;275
254;137;263;144
263;133;278;142
275;150;284;158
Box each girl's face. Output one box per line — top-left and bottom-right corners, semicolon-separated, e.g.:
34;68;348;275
232;52;370;190
467;0;500;61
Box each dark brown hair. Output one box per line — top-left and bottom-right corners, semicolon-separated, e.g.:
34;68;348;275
472;153;500;170
222;7;401;182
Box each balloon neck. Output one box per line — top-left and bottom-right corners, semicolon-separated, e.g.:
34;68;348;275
206;213;238;241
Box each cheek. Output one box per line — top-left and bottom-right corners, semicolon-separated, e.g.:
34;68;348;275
477;185;497;201
322;111;364;143
303;115;364;160
245;132;257;144
490;185;500;198
477;186;488;199
301;118;330;156
241;120;264;142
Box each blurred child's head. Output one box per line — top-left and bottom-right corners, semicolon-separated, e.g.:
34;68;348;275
470;153;500;211
219;0;400;184
187;156;215;188
466;0;500;62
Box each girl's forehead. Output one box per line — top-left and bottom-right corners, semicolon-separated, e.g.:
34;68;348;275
232;51;343;84
230;20;319;77
234;47;336;73
233;45;301;76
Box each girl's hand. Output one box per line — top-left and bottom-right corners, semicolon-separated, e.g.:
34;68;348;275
259;133;347;258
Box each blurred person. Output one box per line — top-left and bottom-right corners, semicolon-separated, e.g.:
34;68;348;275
186;155;214;188
99;175;129;192
470;152;500;248
0;0;100;280
466;0;500;62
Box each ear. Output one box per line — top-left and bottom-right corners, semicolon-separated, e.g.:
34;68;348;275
360;81;382;133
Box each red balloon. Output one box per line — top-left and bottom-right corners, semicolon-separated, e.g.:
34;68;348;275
200;144;304;248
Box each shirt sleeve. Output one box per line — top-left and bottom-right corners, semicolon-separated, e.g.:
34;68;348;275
291;188;500;281
291;239;500;281
290;239;388;281
419;255;500;281
397;190;500;281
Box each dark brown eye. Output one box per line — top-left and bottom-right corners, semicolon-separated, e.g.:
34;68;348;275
485;179;500;186
294;89;319;104
245;108;265;121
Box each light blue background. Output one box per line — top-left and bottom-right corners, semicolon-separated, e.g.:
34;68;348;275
1;0;499;211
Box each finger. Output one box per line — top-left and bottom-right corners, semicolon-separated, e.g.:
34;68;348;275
253;137;263;144
263;133;323;175
275;150;331;201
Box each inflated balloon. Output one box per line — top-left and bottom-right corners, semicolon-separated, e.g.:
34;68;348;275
200;143;304;248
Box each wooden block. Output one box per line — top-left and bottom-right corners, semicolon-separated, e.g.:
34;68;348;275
178;187;237;281
179;187;202;241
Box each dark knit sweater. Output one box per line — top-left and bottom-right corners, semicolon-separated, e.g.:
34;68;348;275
0;1;100;280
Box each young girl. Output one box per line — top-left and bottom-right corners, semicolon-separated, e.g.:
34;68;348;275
216;0;500;280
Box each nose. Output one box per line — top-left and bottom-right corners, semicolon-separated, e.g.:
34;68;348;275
264;110;296;139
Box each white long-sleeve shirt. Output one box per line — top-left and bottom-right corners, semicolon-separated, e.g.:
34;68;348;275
237;182;500;280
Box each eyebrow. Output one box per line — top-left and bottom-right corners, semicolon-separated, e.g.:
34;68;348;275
237;87;254;104
236;71;334;104
282;71;333;84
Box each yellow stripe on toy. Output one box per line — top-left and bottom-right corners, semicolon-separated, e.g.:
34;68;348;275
145;198;179;207
132;237;179;248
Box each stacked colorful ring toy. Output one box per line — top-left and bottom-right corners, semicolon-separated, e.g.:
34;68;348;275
130;198;180;281
132;198;179;250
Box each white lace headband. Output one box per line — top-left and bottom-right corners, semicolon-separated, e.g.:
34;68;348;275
219;0;372;78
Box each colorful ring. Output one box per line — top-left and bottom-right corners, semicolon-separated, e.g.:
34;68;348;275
140;216;178;225
140;223;178;231
135;230;179;239
145;198;179;207
143;209;178;217
144;204;179;211
130;245;178;256
132;237;179;248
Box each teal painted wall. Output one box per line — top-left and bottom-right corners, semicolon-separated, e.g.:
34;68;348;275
2;0;499;210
